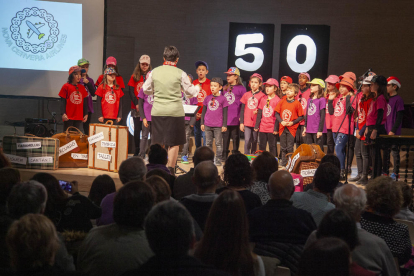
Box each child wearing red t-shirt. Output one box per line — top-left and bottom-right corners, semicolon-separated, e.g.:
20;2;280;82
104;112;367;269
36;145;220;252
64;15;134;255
365;75;389;178
296;72;311;149
254;78;280;157
349;77;374;185
324;75;340;155
59;66;89;131
193;60;211;148
327;77;356;179
95;68;124;124
240;73;266;154
275;84;304;167
95;57;125;90
128;55;152;156
280;76;292;99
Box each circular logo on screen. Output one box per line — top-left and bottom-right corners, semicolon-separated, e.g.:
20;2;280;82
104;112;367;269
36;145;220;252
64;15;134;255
263;106;273;118
10;7;59;54
148;95;154;105
70;92;82;105
197;89;207;103
105;92;116;104
208;99;220;111
387;104;391;117
247;97;258;109
224;92;235;105
334;101;344;117
307;102;317;116
282;109;292;122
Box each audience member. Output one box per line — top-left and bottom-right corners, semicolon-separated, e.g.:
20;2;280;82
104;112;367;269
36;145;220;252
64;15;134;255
195;189;279;276
31;173;101;232
249;170;316;274
6;214;81;276
146;168;176;192
360;176;411;265
395;181;414;222
0;151;11;169
4;181;75;273
180;161;219;230
219;154;262;212
291;162;339;225
88;174;116;206
146;144;170;174
145;175;172;203
123;201;229;276
298;237;350;276
78;181;155;276
248;151;278;205
305;184;398;276
313;209;376;276
173;146;214;200
97;157;147;226
0;167;20;214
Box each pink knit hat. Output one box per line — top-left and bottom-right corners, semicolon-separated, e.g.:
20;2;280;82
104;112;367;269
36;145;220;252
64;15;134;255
106;56;117;66
325;75;340;84
263;78;279;87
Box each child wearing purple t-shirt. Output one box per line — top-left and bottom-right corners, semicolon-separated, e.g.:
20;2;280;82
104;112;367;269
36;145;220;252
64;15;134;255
138;88;154;158
302;78;326;151
201;78;229;166
222;67;246;160
181;75;198;163
383;76;404;179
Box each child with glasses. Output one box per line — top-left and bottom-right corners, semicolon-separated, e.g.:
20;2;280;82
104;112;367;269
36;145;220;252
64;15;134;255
201;78;229;166
59;66;89;131
254;78;280;157
95;68;124;124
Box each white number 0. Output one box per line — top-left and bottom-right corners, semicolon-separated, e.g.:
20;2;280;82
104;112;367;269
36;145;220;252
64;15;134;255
286;35;317;73
234;33;264;72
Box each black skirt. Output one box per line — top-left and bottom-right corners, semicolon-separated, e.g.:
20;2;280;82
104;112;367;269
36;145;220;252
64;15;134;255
151;116;186;147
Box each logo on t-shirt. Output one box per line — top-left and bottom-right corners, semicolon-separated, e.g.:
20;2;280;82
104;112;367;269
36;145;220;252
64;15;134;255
208;99;220;111
300;98;307;110
136;82;143;92
326;102;329;114
358;108;366;124
197;89;207;103
224;92;235;105
105;92;116;104
247;97;259;109
308;102;317;116
334;101;344;117
70;91;82;105
148;95;154;105
282;109;292;122
387;104;391;117
263;106;273;118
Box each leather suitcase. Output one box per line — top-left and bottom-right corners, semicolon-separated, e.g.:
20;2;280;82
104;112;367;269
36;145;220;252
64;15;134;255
2;135;59;170
88;121;128;172
52;127;89;168
286;144;325;174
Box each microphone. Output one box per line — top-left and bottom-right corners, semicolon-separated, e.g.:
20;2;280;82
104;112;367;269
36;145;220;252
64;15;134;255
358;68;372;80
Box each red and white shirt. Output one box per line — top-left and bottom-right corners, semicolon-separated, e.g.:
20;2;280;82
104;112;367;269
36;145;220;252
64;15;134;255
59;83;88;120
95;84;124;119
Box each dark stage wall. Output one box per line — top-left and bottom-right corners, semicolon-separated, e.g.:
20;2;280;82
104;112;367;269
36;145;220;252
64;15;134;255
1;0;413;142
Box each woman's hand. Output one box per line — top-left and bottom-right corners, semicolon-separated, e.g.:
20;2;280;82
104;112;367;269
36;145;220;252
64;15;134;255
83;115;88;123
302;128;306;137
222;127;227;132
69;181;79;194
143;118;149;128
317;132;322;139
62;114;69;121
117;117;121;123
240;124;245;132
98;117;104;123
201;125;205;131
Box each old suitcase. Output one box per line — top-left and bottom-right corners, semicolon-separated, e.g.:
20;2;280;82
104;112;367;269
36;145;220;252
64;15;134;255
2;135;60;170
88;120;128;172
52;127;89;168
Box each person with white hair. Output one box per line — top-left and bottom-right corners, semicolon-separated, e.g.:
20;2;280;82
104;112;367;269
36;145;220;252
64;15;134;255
305;184;399;276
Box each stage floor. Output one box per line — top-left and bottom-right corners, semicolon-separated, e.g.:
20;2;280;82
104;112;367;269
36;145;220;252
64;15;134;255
17;154;375;197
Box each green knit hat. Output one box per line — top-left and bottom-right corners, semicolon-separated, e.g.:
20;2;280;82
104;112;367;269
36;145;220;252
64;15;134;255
77;58;90;66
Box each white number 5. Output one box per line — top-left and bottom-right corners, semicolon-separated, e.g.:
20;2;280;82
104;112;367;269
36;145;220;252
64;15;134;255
235;33;264;72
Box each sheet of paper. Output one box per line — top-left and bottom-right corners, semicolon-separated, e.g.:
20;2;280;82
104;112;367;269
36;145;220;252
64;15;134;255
71;153;88;160
59;140;78;156
17;141;41;149
4;154;27;165
88;132;104;144
97;152;111;162
28;156;53;164
183;104;199;114
101;141;116;148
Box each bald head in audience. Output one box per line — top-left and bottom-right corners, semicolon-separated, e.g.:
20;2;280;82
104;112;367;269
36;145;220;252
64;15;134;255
268;171;295;200
333;184;367;222
193;161;220;194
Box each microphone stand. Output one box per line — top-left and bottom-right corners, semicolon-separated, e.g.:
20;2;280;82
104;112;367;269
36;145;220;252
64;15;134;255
335;69;371;184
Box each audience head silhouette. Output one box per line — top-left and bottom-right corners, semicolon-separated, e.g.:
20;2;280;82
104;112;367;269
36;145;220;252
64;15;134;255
118;157;147;184
193;146;214;167
313;162;340;194
268;170;294;200
334;184;367;221
7;181;47;219
193;161;219;193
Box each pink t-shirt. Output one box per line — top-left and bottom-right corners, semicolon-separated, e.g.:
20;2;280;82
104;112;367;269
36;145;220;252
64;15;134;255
297;88;311;126
258;95;280;133
240;91;266;127
366;94;387;126
331;94;356;135
325;95;338;129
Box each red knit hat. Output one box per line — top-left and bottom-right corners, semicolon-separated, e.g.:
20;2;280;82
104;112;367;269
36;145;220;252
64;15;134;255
387;76;401;88
280;76;293;84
